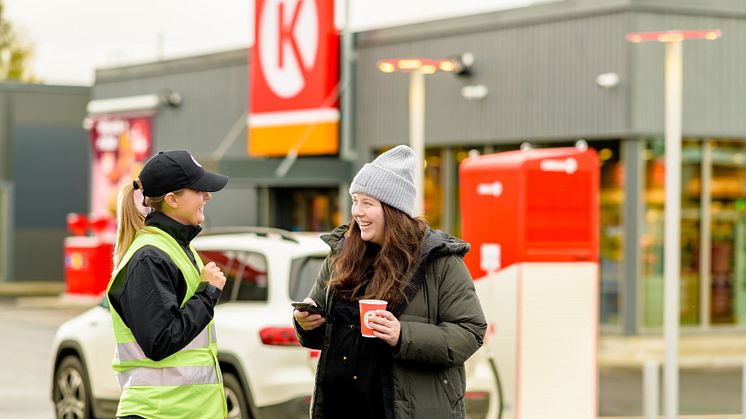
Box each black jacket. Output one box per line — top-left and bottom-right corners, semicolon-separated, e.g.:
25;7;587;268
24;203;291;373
297;224;487;419
108;212;221;361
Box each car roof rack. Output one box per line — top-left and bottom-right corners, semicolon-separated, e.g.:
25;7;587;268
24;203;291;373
200;226;299;243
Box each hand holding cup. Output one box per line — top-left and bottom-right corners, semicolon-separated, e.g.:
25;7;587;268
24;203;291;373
366;308;400;347
359;299;400;347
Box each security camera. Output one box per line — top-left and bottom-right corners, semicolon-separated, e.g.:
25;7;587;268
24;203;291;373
449;52;475;77
595;72;620;89
160;89;182;107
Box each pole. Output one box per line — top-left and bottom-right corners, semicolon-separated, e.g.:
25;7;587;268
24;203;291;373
0;181;12;281
643;361;660;419
742;359;746;419
663;39;682;419
409;71;425;216
340;0;356;161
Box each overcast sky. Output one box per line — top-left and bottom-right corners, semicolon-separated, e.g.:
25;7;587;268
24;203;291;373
4;0;540;86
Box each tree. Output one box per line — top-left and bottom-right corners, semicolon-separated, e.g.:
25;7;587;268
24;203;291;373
0;1;36;82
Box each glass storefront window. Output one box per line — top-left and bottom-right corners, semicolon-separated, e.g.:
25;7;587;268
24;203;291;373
596;141;624;327
642;138;746;328
642;138;702;327
642;138;666;327
707;140;746;325
424;149;443;230
270;188;339;232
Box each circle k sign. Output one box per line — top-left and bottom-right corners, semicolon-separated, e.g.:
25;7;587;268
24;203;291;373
249;0;339;157
251;0;338;112
259;0;319;98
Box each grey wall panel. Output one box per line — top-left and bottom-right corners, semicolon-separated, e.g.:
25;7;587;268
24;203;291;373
355;44;411;151
14;228;67;280
0;94;10;180
93;62;248;160
630;12;746;137
203;186;258;228
356;12;631;149
13;126;90;228
12;88;89;126
12;123;89;281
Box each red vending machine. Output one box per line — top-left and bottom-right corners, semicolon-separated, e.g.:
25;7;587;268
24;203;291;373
460;147;599;419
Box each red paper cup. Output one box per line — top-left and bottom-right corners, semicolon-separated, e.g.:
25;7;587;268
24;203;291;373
359;299;388;338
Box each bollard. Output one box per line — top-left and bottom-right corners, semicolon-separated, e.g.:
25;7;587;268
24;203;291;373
643;360;659;419
742;359;746;419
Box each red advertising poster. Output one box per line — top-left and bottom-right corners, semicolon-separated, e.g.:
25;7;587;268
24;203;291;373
249;0;339;157
89;116;152;220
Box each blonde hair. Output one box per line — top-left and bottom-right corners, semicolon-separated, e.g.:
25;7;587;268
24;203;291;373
113;182;168;267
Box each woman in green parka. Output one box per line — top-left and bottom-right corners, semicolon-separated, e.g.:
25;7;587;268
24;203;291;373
294;145;487;419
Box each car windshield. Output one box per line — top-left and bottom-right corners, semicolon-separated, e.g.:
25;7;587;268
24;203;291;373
289;256;325;302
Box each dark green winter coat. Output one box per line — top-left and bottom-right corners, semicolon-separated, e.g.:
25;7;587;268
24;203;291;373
296;224;487;419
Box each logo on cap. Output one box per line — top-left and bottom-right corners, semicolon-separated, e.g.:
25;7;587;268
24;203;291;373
190;155;203;168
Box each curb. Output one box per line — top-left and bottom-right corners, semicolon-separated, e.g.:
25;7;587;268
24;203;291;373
601;416;741;419
0;281;65;297
14;294;101;309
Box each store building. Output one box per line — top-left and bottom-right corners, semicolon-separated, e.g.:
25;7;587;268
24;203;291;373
352;0;746;334
88;0;746;334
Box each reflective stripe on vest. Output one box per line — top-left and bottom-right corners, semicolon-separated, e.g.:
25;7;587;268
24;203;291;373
116;365;219;388
116;326;217;362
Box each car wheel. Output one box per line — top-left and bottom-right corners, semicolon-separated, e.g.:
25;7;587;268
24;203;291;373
53;355;93;419
224;372;251;419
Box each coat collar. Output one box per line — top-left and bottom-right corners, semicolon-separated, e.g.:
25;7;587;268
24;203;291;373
145;211;202;245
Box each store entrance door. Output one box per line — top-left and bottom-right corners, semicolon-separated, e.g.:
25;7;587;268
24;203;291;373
268;187;340;232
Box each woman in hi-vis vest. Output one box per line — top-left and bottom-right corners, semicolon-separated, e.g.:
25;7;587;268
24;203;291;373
106;150;228;419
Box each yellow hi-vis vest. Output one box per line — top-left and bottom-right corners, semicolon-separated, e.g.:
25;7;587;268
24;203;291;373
106;226;226;419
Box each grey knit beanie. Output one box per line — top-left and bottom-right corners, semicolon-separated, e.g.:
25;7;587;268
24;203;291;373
349;145;416;217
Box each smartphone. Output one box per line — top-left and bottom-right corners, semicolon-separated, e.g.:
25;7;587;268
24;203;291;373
291;302;324;316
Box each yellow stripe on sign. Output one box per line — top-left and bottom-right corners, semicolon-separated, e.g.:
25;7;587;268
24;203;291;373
248;122;339;157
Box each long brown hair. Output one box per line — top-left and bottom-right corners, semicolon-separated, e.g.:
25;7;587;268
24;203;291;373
328;203;427;303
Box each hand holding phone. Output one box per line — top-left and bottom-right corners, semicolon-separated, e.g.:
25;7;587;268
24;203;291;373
291;302;324;316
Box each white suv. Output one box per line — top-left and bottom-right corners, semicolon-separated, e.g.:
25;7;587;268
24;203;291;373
50;227;496;419
50;227;329;419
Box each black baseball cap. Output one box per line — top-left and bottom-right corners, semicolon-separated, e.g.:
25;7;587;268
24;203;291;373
135;150;228;197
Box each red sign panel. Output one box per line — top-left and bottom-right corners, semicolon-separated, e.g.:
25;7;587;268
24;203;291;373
249;0;339;156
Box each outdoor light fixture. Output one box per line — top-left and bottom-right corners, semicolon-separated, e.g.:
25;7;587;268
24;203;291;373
626;28;721;419
86;90;183;116
377;58;459;74
377;56;464;215
626;29;721;43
